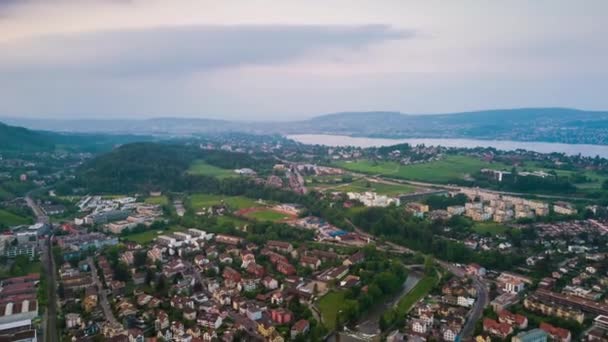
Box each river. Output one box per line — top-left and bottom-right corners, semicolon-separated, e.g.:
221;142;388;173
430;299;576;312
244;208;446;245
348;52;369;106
355;271;422;336
287;134;608;158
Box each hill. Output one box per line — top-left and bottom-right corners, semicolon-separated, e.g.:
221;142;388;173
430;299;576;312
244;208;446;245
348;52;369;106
0;121;56;152
4;107;608;144
75;142;274;193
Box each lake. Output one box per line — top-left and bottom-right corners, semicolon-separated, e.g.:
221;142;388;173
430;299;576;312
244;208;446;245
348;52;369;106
287;134;608;158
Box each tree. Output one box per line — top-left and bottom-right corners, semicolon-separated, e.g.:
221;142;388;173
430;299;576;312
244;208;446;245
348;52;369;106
133;251;147;268
424;255;435;275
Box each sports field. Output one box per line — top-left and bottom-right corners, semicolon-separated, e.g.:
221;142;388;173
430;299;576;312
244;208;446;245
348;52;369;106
144;195;169;205
335;155;509;183
237;207;293;222
187;160;235;178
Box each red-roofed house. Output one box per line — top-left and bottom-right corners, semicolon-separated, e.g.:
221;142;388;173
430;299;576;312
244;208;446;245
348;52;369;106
483;318;513;339
540;322;571;342
498;310;528;329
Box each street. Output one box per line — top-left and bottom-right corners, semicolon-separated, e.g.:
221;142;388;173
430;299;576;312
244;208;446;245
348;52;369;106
88;257;120;327
26;192;57;342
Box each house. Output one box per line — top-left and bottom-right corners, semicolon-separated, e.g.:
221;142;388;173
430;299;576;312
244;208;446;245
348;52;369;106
343;251;365;266
318;265;349;281
270;308;292;324
65;313;82;329
497;273;528;294
215;234;243;246
483;318;513;339
498;310;528;329
442;326;458;342
267;240;293;253
291;319;310;339
406;202;429;217
276;261;296;276
246;263;266;277
539;322;571;342
412;319;427;334
553;202;577;216
512;329;548;342
263;276;279;290
467;263;487;277
183;307;197;321
222;266;242;285
198;312;223;329
271;291;284;305
300;255;321;270
155;310;170;331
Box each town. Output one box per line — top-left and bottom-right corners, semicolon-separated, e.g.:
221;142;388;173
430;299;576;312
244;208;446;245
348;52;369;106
1;132;608;342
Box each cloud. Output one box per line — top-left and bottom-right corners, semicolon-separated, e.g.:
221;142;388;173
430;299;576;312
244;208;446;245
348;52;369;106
0;24;412;76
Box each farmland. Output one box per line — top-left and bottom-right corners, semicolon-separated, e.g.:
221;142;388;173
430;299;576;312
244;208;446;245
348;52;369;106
188;194;261;211
144;195;169;205
335;155;509;183
471;222;510;235
0;209;32;226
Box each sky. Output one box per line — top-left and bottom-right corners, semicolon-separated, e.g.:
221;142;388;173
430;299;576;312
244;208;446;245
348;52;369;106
0;0;607;121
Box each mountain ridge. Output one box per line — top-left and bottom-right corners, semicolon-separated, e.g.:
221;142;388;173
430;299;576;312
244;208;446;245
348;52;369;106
3;107;608;144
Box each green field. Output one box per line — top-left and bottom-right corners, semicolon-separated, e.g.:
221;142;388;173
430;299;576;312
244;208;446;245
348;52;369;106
335;156;509;183
245;209;290;222
144;196;169;205
472;222;510;235
396;275;438;315
122;225;187;244
187;160;235;178
189;194;261;210
317;291;359;330
217;215;248;227
0;209;31;226
328;179;417;195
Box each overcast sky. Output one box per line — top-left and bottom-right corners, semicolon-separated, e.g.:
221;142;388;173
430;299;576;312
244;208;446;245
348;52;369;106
0;0;607;120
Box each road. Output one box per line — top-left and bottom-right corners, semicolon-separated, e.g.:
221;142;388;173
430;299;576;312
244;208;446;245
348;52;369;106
364;174;590;201
89;257;120;327
25;192;57;342
41;235;58;342
438;261;489;339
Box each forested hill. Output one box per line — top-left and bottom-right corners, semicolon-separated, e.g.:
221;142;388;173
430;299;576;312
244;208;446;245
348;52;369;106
0;121;56;152
74;142;274;193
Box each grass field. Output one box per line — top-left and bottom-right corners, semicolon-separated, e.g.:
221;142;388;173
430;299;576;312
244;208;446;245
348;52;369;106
217;215;248;227
144;196;169;205
335;155;509;183
472;222;510;235
122;225;187;244
317;291;359;330
396;275;438;316
189;194;261;210
0;209;31;226
187;160;235;178
245;209;291;222
328;179;417;195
